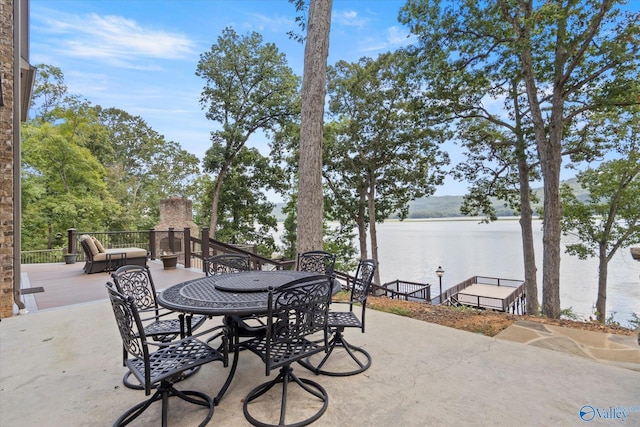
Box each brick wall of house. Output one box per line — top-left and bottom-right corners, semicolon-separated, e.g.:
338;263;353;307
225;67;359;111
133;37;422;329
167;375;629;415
0;0;16;318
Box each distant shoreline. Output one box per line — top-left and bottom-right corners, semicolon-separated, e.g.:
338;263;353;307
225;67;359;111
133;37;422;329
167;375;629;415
382;216;540;223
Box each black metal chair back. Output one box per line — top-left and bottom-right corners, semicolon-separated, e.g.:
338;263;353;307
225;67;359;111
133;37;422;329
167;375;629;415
112;264;160;312
296;250;336;277
106;283;222;426
111;264;205;389
263;275;332;373
107;283;148;368
347;258;376;332
299;258;376;377
205;253;251;276
241;274;333;426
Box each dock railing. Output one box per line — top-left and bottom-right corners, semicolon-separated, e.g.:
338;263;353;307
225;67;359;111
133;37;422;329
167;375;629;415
375;279;431;302
442;276;526;314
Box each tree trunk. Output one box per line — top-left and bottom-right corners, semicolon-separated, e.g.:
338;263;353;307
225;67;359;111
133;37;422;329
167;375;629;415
356;200;368;258
368;180;381;287
595;244;608;323
296;0;332;255
539;121;563;319
209;177;223;240
512;79;539;315
209;162;231;240
518;160;539;316
520;30;563;319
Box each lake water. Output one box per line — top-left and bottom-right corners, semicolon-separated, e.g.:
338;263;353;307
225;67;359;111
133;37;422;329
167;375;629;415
372;219;640;327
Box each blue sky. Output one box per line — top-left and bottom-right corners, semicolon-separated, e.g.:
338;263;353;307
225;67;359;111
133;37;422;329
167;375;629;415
30;0;433;197
29;1;638;200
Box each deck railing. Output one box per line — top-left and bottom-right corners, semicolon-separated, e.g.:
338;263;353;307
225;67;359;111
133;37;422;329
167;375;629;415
185;227;294;272
21;249;65;264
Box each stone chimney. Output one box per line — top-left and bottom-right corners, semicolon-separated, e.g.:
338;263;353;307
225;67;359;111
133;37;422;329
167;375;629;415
154;198;199;254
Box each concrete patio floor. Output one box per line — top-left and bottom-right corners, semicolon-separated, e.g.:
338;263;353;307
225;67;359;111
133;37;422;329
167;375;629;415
1;262;639;426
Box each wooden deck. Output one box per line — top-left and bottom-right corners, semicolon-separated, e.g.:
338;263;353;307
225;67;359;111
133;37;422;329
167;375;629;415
443;276;527;314
19;260;204;312
456;284;520;311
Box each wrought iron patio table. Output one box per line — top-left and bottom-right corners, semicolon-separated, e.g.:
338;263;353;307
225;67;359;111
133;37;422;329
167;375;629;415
157;270;340;404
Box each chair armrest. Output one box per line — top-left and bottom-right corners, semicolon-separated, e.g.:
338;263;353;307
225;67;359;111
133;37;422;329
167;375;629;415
147;323;228;350
136;307;179;322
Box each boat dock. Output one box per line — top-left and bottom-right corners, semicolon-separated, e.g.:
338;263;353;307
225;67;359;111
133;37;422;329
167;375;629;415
442;276;527;314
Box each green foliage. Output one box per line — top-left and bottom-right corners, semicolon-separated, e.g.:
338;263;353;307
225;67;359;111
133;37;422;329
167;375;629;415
96;107;201;229
323;51;448;264
196;147;284;257
21;122;121;249
30;64;68;121
196;27;300;234
279;195;298;259
324;225;358;273
561;142;640;322
559;307;580;321
561;153;640;261
628;313;640;330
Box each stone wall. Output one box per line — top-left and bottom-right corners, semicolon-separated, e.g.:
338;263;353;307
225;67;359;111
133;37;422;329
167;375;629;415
0;0;15;318
154;198;199;256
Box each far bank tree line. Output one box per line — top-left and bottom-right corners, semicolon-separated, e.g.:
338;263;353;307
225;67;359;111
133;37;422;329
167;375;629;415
23;0;639;323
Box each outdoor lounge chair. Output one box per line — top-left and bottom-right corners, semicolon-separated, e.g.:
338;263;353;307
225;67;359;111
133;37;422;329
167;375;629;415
79;234;147;274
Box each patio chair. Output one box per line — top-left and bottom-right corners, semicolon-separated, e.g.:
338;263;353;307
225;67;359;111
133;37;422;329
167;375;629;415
299;258;376;377
296;250;336;277
204;253;251;276
203;253;263;341
241;275;333;427
106;283;224;427
111;264;207;389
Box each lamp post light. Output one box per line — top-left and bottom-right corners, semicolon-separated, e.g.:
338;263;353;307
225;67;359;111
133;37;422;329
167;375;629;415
436;266;444;304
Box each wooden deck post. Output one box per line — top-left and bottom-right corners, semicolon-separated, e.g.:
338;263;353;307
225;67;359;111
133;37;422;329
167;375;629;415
150;228;157;259
67;228;77;254
184;227;191;268
202;227;210;260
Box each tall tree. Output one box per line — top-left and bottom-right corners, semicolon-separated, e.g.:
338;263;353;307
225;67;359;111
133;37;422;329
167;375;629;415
30;64;68;122
451;79;542;315
196;27;300;238
324;52;447;285
97;107;200;229
561;111;640;322
400;0;640;318
197;146;285;257
296;0;332;255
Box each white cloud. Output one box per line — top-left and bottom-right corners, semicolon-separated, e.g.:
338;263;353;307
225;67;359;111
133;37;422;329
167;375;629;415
33;9;195;69
385;26;415;46
242;12;296;33
332;10;369;28
358;25;416;54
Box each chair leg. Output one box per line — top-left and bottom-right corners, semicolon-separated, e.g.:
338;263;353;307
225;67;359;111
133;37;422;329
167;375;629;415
114;381;214;427
298;329;372;377
243;365;328;427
